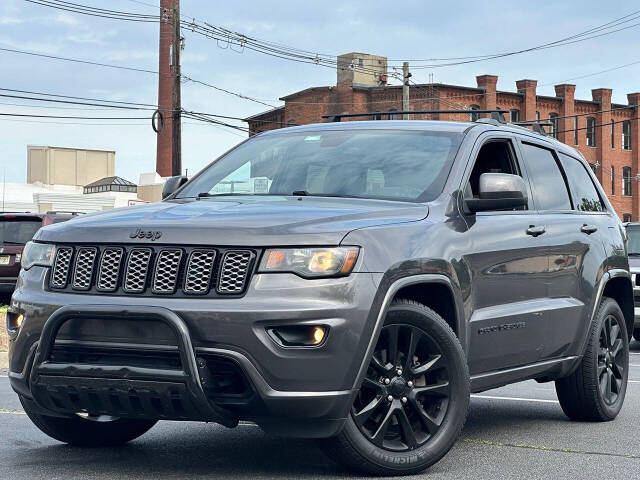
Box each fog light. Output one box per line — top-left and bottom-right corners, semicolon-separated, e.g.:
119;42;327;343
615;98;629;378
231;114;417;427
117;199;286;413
312;326;326;345
268;325;329;347
7;312;24;339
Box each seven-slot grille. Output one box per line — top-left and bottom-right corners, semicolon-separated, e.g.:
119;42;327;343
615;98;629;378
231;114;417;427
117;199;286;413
49;245;255;296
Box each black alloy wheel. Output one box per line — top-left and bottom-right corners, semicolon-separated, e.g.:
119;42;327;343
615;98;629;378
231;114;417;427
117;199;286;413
598;314;626;406
319;299;469;475
353;323;450;451
555;297;629;422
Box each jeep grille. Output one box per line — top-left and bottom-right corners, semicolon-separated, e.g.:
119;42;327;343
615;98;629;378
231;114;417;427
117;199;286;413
49;245;256;297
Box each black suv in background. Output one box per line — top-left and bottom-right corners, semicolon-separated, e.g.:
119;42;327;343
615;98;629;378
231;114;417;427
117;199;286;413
0;212;78;295
7;119;632;475
624;222;640;341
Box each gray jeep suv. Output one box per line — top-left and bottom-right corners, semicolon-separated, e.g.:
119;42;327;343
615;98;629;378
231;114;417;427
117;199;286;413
7;119;633;475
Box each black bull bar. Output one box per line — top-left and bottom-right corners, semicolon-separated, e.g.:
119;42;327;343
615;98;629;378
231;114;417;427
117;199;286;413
28;305;238;428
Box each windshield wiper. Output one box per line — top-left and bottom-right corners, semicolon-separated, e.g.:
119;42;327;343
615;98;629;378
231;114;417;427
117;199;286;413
1;241;24;245
628;252;640;256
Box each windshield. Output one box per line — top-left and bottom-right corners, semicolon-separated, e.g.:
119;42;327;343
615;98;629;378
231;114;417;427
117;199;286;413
628;225;640;255
0;218;42;245
177;129;463;202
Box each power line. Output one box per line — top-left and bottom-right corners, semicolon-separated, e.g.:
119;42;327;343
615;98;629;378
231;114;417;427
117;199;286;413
26;0;640;74
0;46;162;75
181;75;277;108
0;44;281;109
0;86;287;127
0;112;150;119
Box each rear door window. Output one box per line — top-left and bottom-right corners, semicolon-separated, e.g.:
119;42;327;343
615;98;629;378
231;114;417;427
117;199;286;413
557;153;604;212
0;218;42;244
520;142;572;211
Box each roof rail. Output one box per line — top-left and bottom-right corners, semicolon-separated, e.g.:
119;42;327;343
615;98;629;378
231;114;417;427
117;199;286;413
321;109;509;122
513;121;552;135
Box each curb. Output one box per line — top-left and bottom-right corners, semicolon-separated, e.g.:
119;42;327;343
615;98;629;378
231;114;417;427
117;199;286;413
0;351;8;370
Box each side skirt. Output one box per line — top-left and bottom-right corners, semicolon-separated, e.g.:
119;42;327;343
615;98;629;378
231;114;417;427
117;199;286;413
470;356;579;393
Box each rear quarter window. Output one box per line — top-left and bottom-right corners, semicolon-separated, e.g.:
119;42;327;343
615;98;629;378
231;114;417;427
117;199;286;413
557;153;604;212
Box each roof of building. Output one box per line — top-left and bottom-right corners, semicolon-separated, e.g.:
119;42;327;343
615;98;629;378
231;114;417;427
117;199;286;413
27;145;116;153
243;106;285;122
84;176;136;188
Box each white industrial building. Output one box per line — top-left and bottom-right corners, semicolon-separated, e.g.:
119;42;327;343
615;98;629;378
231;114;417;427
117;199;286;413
0;146;168;214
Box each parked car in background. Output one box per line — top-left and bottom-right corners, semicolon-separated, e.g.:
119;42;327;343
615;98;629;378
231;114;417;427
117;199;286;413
625;222;640;341
0;212;79;294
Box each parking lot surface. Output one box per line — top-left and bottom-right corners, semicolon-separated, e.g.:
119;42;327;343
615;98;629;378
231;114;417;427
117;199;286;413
1;342;640;479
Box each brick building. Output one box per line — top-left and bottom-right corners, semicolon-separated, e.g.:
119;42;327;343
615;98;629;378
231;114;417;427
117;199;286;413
245;52;640;221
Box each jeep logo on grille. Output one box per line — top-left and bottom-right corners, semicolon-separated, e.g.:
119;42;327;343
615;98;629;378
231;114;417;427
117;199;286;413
129;228;163;241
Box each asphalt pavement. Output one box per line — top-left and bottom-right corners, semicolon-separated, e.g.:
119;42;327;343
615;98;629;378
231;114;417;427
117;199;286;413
2;343;640;479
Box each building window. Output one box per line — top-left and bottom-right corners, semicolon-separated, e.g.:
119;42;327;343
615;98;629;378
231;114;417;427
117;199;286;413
373;113;382;120
388;109;399;120
623;213;632;222
586;117;596;147
611;120;615;149
549;113;558;139
510;109;520;123
574;116;579;145
469;104;480;122
535;111;540;122
611;166;615;195
623;166;632;196
623;120;631;150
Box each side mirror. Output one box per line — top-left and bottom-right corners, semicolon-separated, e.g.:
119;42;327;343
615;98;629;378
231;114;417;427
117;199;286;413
465;173;528;213
162;175;189;199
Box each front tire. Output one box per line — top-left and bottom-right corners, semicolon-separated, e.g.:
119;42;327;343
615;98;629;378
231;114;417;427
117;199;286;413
20;396;157;446
555;297;629;421
319;299;469;476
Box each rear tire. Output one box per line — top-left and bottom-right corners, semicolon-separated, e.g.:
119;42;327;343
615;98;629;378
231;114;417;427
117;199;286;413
555;297;629;421
20;396;157;446
319;299;469;476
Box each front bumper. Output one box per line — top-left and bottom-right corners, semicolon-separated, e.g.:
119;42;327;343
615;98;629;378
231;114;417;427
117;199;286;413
8;267;384;437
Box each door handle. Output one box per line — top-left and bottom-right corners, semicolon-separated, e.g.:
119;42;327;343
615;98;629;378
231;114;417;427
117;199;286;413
581;224;598;234
526;225;546;237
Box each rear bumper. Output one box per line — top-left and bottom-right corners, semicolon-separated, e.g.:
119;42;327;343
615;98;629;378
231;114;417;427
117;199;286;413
8;268;384;437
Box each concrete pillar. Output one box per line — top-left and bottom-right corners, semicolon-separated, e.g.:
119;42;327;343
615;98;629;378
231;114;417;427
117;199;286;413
554;84;576;146
593;89;613;188
516;79;538;122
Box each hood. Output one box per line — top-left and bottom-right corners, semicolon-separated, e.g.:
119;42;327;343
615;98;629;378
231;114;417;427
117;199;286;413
34;196;428;246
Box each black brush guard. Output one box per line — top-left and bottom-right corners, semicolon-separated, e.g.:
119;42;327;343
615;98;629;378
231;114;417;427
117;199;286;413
28;305;238;428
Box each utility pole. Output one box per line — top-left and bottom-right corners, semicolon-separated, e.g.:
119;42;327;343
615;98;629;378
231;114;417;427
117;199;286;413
156;0;181;177
402;62;411;120
170;0;182;177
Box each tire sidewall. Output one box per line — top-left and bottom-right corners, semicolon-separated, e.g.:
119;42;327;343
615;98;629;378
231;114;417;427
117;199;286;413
591;298;629;419
343;301;470;473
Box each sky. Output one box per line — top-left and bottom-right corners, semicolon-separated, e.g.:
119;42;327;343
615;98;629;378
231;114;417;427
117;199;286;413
1;0;640;184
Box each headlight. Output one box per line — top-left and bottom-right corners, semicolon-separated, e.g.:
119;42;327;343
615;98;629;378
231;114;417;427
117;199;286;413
259;247;359;278
21;242;55;270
